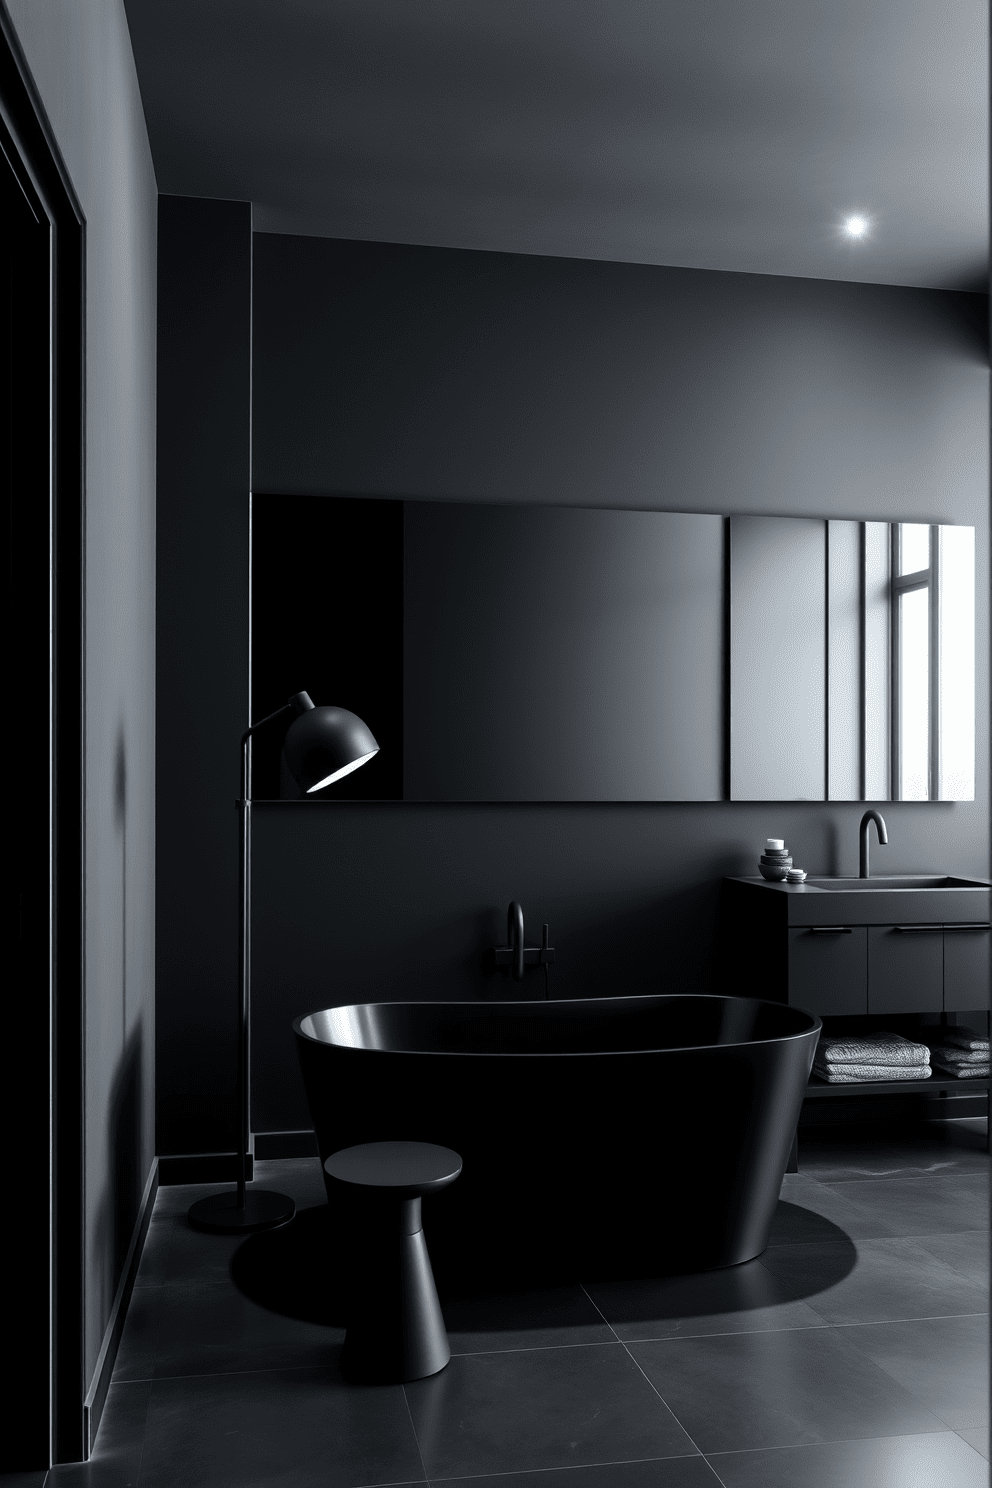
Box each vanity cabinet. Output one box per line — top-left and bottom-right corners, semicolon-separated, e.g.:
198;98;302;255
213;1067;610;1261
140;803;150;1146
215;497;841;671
867;926;943;1014
944;925;992;1012
723;877;991;1018
725;878;990;1164
787;927;867;1017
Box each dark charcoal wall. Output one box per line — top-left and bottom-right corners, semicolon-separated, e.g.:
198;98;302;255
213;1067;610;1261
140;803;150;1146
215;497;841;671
157;197;251;1157
6;0;158;1387
243;235;988;1135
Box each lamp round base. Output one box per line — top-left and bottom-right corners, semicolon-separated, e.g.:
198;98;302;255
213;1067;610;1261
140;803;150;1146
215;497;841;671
188;1189;296;1234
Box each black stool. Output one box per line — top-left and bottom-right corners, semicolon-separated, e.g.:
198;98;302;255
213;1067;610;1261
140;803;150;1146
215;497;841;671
325;1140;462;1384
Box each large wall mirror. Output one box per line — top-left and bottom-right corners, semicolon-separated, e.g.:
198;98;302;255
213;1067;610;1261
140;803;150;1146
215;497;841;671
251;495;973;803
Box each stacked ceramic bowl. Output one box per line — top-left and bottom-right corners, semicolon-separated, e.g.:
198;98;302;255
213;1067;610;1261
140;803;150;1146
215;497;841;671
758;838;792;881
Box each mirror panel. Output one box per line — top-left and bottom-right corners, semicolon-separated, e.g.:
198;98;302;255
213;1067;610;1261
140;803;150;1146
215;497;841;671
252;496;724;802
729;515;974;802
863;521;891;801
939;525;975;801
729;516;826;801
826;520;860;801
403;504;724;801
251;494;405;801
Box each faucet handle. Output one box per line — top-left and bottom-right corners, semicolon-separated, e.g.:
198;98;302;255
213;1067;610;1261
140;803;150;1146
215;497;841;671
539;923;555;965
492;917;555;974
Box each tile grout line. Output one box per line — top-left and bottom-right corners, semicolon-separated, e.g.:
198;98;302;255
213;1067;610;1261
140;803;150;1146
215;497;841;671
617;1311;987;1471
616;1337;710;1465
423;1452;707;1483
577;1283;622;1343
450;1339;633;1358
702;1427;970;1458
821;1312;991;1434
806;1181;987;1192
697;1456;733;1488
115;1305;991;1389
546;1310;989;1348
583;1272;817;1471
824;1310;989;1330
401;1381;431;1485
748;1253;823;1310
811;1164;986;1180
767;1232;989;1248
113;1362;355;1386
127;1381;153;1488
121;1336;635;1387
347;1480;426;1488
950;1426;990;1461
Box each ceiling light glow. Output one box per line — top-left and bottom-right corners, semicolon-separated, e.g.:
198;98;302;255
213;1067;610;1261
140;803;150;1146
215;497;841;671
843;214;869;239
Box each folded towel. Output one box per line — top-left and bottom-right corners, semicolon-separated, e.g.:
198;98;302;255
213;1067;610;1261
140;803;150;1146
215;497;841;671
940;1029;990;1054
930;1058;990;1079
818;1033;930;1067
813;1060;931;1083
928;1044;988;1065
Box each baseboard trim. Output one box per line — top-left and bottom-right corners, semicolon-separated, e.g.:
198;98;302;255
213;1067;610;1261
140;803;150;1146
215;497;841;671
158;1136;318;1174
253;1130;318;1159
83;1156;159;1457
157;1152;256;1185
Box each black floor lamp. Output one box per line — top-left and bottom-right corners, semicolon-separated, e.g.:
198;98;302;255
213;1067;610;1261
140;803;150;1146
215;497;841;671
189;690;379;1234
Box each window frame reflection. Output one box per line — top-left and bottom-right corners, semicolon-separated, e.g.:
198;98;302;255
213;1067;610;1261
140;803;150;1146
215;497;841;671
890;523;937;801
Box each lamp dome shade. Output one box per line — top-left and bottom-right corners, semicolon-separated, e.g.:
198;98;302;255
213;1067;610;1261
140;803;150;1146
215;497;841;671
283;706;379;793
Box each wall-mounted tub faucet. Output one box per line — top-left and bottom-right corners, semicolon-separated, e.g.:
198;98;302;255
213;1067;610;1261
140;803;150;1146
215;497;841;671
493;901;555;996
859;809;888;879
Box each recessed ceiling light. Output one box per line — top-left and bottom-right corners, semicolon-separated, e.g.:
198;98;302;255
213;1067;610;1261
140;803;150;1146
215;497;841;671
843;214;870;239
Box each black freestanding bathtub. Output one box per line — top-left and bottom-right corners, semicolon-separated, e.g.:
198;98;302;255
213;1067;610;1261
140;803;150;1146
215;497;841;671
293;994;820;1281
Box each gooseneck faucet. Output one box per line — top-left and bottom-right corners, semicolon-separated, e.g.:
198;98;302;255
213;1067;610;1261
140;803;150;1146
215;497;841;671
493;901;556;995
859;809;888;879
508;900;525;982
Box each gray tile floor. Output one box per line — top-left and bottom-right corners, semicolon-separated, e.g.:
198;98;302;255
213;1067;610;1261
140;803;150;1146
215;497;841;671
43;1123;991;1487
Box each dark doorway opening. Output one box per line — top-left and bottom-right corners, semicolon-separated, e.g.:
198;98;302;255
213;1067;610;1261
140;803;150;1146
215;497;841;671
0;13;85;1470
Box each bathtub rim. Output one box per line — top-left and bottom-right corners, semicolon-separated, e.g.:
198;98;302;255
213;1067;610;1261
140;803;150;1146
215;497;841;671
292;993;822;1059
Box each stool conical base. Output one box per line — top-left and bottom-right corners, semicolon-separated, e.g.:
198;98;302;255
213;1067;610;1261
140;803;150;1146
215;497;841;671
341;1225;449;1384
188;1188;295;1234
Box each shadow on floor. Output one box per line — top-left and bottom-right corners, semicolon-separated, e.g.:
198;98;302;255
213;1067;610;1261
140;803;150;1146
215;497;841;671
231;1206;349;1326
231;1198;856;1328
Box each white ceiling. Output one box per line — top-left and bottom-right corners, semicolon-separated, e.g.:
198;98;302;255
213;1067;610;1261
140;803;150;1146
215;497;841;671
124;0;988;290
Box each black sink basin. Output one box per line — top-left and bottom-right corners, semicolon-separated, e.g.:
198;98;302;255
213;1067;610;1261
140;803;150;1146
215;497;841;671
805;876;989;891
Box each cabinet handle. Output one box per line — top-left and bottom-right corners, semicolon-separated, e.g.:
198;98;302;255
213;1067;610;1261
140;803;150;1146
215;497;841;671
894;924;942;933
943;923;991;933
807;926;854;934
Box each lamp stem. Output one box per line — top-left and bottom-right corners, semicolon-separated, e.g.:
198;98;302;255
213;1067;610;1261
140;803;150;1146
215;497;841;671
237;776;250;1210
237;732;252;1208
188;698;307;1235
236;701;297;1207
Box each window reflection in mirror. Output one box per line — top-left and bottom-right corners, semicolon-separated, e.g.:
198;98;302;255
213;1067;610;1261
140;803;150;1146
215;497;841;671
938;526;975;801
891;522;974;803
896;583;929;800
822;517;973;804
898;521;929;577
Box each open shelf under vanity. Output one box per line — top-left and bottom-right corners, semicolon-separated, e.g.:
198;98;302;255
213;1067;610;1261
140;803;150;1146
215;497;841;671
805;1073;991;1099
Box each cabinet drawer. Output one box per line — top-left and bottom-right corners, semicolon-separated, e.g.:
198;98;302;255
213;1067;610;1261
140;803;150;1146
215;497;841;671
944;924;991;1012
868;925;942;1014
788;926;867;1015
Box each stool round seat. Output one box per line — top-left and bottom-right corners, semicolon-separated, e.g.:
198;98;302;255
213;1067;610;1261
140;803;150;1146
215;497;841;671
325;1140;462;1385
324;1141;462;1196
